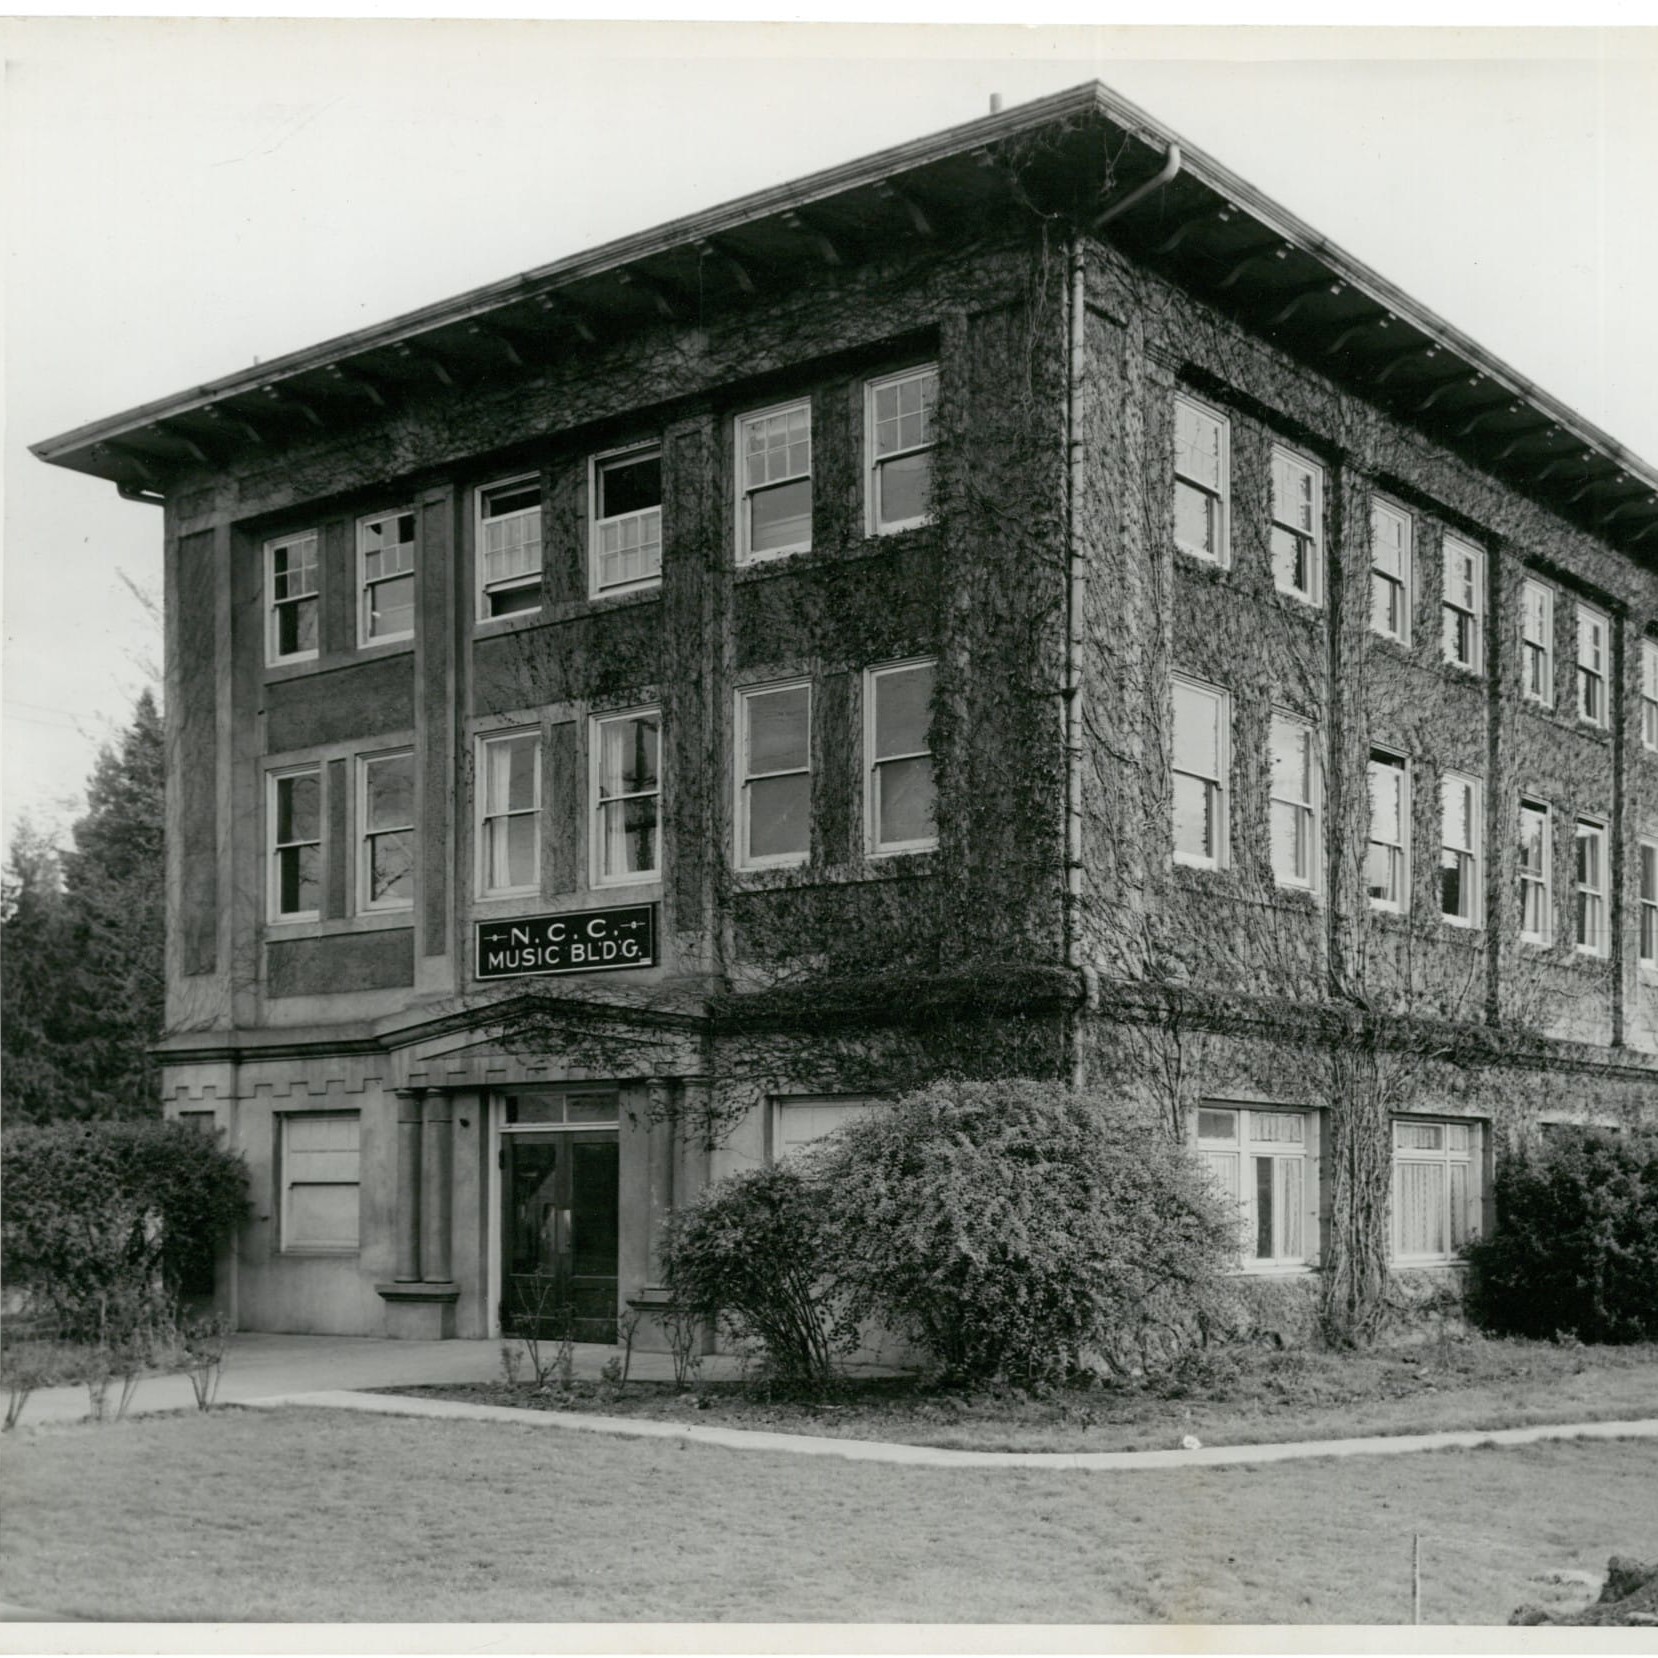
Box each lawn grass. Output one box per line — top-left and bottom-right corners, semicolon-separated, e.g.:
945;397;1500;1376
2;1406;1655;1623
393;1333;1658;1454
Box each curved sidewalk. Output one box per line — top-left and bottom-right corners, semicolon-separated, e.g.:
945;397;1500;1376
247;1387;1658;1471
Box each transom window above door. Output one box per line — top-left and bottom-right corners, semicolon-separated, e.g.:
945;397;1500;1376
503;1091;619;1127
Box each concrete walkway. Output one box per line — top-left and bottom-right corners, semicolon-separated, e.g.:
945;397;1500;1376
249;1386;1658;1471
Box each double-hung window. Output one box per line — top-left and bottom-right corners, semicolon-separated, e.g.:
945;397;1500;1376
591;709;661;887
1195;1106;1317;1268
1518;799;1552;943
591;448;662;597
359;751;414;912
1171;676;1228;869
478;478;543;619
1366;752;1409;912
269;766;322;922
267;531;320;665
1369;499;1412;644
358;511;416;645
737;401;812;562
1521;578;1554;706
866;660;937;855
1574;819;1609;956
1639;839;1658;969
1268;712;1319;890
1577;604;1610;728
1269;446;1322;604
737;682;812;868
1438;772;1482;927
1392;1118;1481;1262
1642;641;1658;751
1441;535;1483;673
281;1112;361;1252
478;730;540;896
867;366;938;534
1173;395;1228;564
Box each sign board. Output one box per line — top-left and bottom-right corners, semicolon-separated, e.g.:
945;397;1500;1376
475;904;657;980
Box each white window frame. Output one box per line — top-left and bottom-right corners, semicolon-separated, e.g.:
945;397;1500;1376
1521;578;1555;708
589;445;663;599
1439;771;1482;929
1574;818;1609;958
736;679;813;871
865;658;938;857
865;365;939;536
1170;674;1230;870
1194;1104;1320;1271
1441;534;1484;674
1268;711;1320;892
736;399;812;565
476;475;544;622
1366;751;1410;914
1391;1117;1482;1265
1269;445;1323;606
1518;798;1552;945
1369;498;1413;646
268;764;322;925
357;749;415;915
266;530;320;666
1576;603;1610;729
1173;394;1229;566
1639;837;1658;971
280;1111;361;1254
356;509;417;647
1641;640;1658;752
589;706;662;890
476;727;542;899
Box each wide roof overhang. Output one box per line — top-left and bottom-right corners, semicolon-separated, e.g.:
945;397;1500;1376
32;80;1658;563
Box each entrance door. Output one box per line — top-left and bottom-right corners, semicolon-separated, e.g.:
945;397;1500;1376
502;1127;620;1344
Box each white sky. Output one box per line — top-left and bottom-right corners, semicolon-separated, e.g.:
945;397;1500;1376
4;20;1657;854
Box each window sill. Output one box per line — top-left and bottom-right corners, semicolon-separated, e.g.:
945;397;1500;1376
263;912;415;942
277;1248;361;1259
1229;1261;1318;1278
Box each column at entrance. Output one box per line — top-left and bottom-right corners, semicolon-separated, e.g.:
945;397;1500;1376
377;1085;460;1338
393;1088;424;1283
420;1093;454;1283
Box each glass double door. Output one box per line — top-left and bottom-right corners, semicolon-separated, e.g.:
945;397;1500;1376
501;1129;620;1344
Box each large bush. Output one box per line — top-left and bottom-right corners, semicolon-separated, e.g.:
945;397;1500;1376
1466;1126;1658;1343
2;1120;249;1338
813;1078;1236;1386
661;1162;851;1392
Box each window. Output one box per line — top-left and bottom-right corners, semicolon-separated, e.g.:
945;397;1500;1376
1269;446;1322;604
358;511;416;645
1642;640;1658;751
1639;840;1658;969
737;681;811;868
591;448;662;597
359;751;414;912
867;366;938;534
866;660;937;855
1195;1106;1317;1267
1268;713;1319;890
1369;499;1412;644
269;766;321;922
1173;395;1228;564
1518;799;1552;943
266;531;319;665
1366;752;1409;912
1441;535;1484;673
1577;604;1610;728
478;730;540;896
737;401;812;561
772;1096;880;1163
1171;676;1228;868
1574;819;1609;956
1521;578;1554;706
591;709;661;887
281;1112;360;1252
1392;1119;1481;1262
478;477;543;619
1439;772;1482;927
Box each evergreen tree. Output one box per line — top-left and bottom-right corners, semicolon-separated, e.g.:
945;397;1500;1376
1;819;80;1121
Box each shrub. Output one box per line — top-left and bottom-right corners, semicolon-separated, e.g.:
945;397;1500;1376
662;1162;851;1393
1466;1126;1658;1343
813;1078;1235;1387
2;1120;249;1338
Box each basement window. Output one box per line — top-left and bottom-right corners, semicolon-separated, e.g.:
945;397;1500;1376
1269;446;1322;605
1195;1106;1318;1268
1576;603;1610;729
358;510;416;645
1369;498;1412;645
1173;395;1228;565
591;447;663;597
478;477;544;619
737;681;812;868
281;1112;361;1253
1392;1118;1481;1263
737;401;812;562
266;531;320;665
866;366;938;534
1441;535;1484;674
1521;579;1554;707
